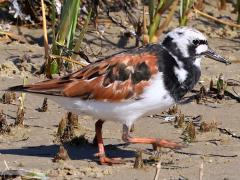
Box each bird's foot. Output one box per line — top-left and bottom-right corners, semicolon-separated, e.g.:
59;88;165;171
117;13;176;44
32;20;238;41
152;139;183;150
95;153;125;165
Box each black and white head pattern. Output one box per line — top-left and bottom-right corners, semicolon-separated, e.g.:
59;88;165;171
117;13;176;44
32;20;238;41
162;27;208;68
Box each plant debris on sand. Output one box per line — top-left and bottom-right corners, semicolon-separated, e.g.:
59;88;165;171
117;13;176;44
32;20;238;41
0;0;240;179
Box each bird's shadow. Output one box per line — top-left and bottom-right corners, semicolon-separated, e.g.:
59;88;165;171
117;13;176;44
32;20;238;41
0;142;136;162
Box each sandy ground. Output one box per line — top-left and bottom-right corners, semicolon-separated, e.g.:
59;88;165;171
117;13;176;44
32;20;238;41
0;1;240;179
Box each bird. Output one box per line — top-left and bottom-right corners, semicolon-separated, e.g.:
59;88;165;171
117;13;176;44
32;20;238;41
8;27;230;165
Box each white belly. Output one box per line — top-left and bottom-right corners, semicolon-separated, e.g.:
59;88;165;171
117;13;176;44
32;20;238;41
50;73;175;127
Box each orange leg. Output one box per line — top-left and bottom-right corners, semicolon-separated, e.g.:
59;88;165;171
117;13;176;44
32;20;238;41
122;125;182;149
95;120;124;165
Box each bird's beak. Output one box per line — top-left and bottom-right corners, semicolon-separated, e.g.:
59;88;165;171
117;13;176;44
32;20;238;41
203;48;231;65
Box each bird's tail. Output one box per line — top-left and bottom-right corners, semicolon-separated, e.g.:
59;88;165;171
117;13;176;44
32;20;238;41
6;79;64;96
7;85;30;92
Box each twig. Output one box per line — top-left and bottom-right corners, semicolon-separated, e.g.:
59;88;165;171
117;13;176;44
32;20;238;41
87;41;103;57
174;150;237;158
49;54;87;66
199;159;204;180
106;5;141;43
232;87;240;98
14;137;29;142
193;86;240;103
55;43;92;63
0;137;30;143
0;31;25;43
226;79;240;98
154;159;162;180
219;88;240;102
4;160;9;170
218;127;240;139
72;8;92;60
226;79;240;86
107;9;128;29
194;7;240;28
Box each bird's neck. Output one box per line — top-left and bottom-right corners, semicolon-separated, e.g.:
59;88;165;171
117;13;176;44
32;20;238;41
159;47;201;102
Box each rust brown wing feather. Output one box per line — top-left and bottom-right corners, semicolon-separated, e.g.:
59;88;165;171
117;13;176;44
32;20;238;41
10;52;159;102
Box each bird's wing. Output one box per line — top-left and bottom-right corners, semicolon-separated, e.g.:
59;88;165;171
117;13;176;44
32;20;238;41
9;46;161;102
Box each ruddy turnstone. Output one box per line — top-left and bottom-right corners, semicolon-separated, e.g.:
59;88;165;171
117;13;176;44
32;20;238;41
8;27;230;165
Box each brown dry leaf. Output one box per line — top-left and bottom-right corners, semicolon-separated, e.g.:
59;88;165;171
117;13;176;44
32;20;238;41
39;98;48;112
52;145;70;162
168;105;178;115
134;150;144;169
199;121;218;132
0;110;11;134
183;121;196;142
174;113;185;128
15;107;25;126
1;92;16;104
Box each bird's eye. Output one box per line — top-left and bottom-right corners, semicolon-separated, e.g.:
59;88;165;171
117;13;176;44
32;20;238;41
193;39;200;46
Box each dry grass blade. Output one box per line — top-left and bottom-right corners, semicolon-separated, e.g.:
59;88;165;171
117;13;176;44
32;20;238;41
41;0;51;77
50;54;87;66
199;159;204;180
154;159;162;180
156;0;178;39
0;169;48;179
143;6;148;35
174;150;238;158
0;31;25;43
40;0;49;58
238;0;240;24
218;127;240;139
142;6;149;45
72;8;92;60
194;7;240;28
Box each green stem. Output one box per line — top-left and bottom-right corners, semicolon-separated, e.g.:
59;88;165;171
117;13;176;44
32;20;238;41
72;8;92;60
149;0;155;24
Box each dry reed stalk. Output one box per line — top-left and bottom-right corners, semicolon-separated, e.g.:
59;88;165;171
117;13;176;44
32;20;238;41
194;7;240;28
41;0;49;58
154;159;162;180
199;159;204;180
49;54;87;66
156;0;179;40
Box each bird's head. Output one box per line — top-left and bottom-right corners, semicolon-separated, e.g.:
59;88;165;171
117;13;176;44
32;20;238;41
162;27;231;67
